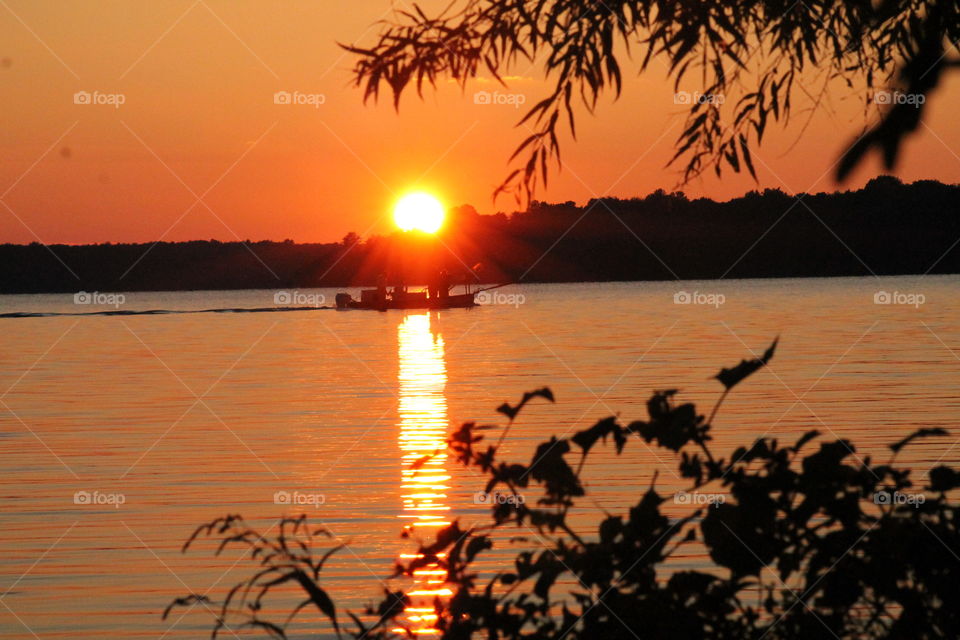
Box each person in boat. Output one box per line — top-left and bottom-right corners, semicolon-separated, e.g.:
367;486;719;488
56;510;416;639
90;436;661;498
376;272;388;305
428;269;449;300
392;273;407;300
438;269;450;299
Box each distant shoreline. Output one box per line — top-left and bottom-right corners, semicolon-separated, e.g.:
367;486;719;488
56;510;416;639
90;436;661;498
2;272;956;301
3;176;957;295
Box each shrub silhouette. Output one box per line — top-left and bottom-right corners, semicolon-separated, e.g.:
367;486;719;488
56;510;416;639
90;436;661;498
169;340;960;638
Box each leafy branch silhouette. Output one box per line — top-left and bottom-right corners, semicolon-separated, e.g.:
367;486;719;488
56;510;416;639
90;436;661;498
170;340;960;638
341;1;959;203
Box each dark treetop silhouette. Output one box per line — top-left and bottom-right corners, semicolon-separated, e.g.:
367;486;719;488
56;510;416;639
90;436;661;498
2;177;958;294
343;0;960;201
170;340;960;639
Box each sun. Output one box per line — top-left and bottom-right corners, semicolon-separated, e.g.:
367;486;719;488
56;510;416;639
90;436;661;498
393;192;445;233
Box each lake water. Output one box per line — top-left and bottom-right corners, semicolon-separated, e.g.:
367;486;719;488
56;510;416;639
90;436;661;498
1;276;958;638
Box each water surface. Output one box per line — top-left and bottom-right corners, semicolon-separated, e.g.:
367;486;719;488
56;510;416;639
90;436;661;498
1;276;958;638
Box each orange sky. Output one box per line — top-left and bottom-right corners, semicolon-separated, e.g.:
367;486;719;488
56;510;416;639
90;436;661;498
1;0;959;245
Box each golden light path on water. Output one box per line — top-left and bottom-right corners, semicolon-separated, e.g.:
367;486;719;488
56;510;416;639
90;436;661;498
396;313;453;635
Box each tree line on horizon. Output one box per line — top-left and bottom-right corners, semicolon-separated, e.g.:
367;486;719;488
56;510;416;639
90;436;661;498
1;176;958;294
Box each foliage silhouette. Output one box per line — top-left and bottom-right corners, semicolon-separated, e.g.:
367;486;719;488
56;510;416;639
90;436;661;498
171;340;960;638
342;1;960;202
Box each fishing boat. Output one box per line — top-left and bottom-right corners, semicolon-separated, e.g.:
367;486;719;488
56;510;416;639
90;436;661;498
335;287;477;311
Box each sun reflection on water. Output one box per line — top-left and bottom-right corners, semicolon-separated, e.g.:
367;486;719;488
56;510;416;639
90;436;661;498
396;313;453;635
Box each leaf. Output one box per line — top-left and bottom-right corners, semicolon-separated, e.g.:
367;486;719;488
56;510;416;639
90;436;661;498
599;515;623;544
466;535;492;562
928;466;960;492
292;570;340;637
714;337;778;390
739;134;756;179
890;428;948;454
528;437;583;501
162;595;210;620
792;430;820;451
410;452;439;470
701;502;780;577
497;387;555;420
571;416;621;455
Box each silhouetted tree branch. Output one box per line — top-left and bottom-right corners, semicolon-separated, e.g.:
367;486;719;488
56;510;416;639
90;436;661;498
172;340;960;638
342;1;959;203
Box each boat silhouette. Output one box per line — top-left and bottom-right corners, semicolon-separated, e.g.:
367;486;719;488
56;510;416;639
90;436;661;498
335;288;476;311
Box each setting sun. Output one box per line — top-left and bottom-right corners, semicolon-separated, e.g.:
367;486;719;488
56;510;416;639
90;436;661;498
394;192;445;233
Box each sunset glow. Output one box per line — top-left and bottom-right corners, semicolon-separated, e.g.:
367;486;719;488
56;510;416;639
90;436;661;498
394;193;445;234
3;3;960;639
